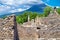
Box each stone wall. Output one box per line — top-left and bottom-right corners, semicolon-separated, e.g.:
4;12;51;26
17;25;38;40
0;15;16;40
0;15;38;40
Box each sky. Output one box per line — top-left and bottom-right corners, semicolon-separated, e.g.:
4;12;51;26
0;0;43;15
41;0;60;8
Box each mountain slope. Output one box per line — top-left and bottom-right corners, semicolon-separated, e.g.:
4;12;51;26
26;4;46;13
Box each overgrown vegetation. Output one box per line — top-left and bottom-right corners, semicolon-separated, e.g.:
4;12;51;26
57;8;60;14
16;12;38;24
16;6;52;24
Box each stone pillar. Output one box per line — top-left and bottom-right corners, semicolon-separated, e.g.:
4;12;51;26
28;15;30;22
35;16;40;24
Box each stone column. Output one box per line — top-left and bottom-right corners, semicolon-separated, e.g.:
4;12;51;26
28;15;30;22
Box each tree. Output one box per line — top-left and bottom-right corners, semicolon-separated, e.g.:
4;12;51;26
16;11;38;24
43;6;52;17
57;8;60;14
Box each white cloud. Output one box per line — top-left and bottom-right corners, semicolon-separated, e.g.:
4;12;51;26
0;5;11;12
0;0;43;15
10;6;31;13
0;0;42;6
10;9;26;13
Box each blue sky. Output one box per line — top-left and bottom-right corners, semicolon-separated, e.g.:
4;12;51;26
42;0;60;8
0;0;43;15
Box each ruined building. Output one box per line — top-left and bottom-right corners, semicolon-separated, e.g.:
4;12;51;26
0;9;60;40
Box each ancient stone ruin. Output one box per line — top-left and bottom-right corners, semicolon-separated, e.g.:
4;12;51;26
0;10;60;40
0;14;19;40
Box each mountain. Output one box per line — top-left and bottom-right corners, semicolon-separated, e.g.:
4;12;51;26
0;4;46;18
26;4;46;13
